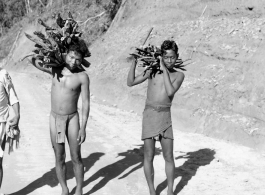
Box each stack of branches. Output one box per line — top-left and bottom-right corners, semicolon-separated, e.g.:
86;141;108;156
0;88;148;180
130;45;188;78
21;12;90;68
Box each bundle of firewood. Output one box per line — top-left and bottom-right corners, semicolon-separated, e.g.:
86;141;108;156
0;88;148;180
130;45;187;77
22;12;90;68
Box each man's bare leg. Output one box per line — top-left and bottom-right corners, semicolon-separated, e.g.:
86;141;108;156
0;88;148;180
0;158;3;189
160;138;175;195
67;113;83;195
50;117;69;195
144;138;156;195
0;134;6;190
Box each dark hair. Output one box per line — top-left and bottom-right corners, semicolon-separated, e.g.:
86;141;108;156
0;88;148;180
161;40;179;56
67;39;90;58
67;44;84;58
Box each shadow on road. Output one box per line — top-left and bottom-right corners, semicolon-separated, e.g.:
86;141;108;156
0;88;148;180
9;152;105;195
78;145;162;195
156;148;215;195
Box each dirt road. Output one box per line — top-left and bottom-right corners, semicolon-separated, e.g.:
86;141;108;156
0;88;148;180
1;71;264;195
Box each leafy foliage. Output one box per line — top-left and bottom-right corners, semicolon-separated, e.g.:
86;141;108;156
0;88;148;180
130;45;187;78
23;13;91;69
0;0;26;31
0;0;122;61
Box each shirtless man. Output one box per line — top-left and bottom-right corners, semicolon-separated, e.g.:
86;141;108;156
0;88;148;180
29;44;90;195
127;40;185;195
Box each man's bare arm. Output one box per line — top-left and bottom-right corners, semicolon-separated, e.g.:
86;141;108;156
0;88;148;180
171;72;185;94
127;59;150;87
159;57;185;98
27;57;52;74
164;69;185;98
9;102;20;128
4;71;20;127
78;73;90;144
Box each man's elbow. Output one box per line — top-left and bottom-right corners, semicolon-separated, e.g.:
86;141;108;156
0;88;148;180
127;80;134;87
167;90;176;98
168;93;175;99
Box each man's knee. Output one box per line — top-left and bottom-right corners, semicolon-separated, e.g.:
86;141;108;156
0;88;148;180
55;152;66;164
163;153;174;163
144;149;155;162
71;153;82;165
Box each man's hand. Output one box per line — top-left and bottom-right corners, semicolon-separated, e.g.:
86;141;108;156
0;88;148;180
9;115;20;128
77;129;86;145
158;56;166;71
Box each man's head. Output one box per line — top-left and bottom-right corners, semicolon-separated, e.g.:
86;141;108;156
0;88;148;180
65;44;84;70
161;40;179;69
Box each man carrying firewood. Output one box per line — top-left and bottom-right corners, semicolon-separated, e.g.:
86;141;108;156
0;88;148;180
127;40;185;195
23;13;90;195
28;43;90;195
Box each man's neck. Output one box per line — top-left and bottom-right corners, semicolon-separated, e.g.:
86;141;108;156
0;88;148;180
62;67;73;75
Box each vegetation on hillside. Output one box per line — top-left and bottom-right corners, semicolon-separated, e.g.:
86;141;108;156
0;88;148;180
0;0;122;61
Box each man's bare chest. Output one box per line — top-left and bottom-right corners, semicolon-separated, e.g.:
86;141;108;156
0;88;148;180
52;75;80;92
149;73;175;87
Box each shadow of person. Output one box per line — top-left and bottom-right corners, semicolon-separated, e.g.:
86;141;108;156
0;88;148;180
80;145;162;195
9;152;105;195
156;148;215;195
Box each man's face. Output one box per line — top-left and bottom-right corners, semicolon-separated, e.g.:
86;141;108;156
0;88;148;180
65;51;82;70
162;50;178;69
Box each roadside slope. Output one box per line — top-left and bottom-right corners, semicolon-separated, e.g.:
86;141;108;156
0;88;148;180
4;0;265;151
87;0;265;151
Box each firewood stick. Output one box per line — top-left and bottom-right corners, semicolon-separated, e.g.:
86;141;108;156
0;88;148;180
142;27;154;46
20;54;35;61
200;5;208;17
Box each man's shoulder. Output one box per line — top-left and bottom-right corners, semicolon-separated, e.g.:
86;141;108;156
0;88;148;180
77;71;89;83
171;71;185;80
176;71;185;77
0;69;10;81
77;71;89;77
0;68;8;75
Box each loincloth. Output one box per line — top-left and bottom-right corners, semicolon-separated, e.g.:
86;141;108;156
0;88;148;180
50;111;78;143
141;101;173;140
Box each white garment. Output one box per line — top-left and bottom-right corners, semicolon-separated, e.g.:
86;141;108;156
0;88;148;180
0;69;19;122
0;69;19;157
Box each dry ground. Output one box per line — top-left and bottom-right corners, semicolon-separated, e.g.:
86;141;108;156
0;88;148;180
0;71;264;195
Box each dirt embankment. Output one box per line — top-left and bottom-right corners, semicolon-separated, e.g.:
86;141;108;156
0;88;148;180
5;0;265;151
88;0;265;151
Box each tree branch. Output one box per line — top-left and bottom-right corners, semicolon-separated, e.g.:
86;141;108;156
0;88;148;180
38;0;45;7
80;11;106;25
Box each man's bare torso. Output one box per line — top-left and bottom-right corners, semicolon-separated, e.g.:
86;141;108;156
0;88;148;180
51;67;84;115
146;71;178;104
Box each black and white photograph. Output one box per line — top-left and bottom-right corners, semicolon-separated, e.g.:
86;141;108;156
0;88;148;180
0;0;264;194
